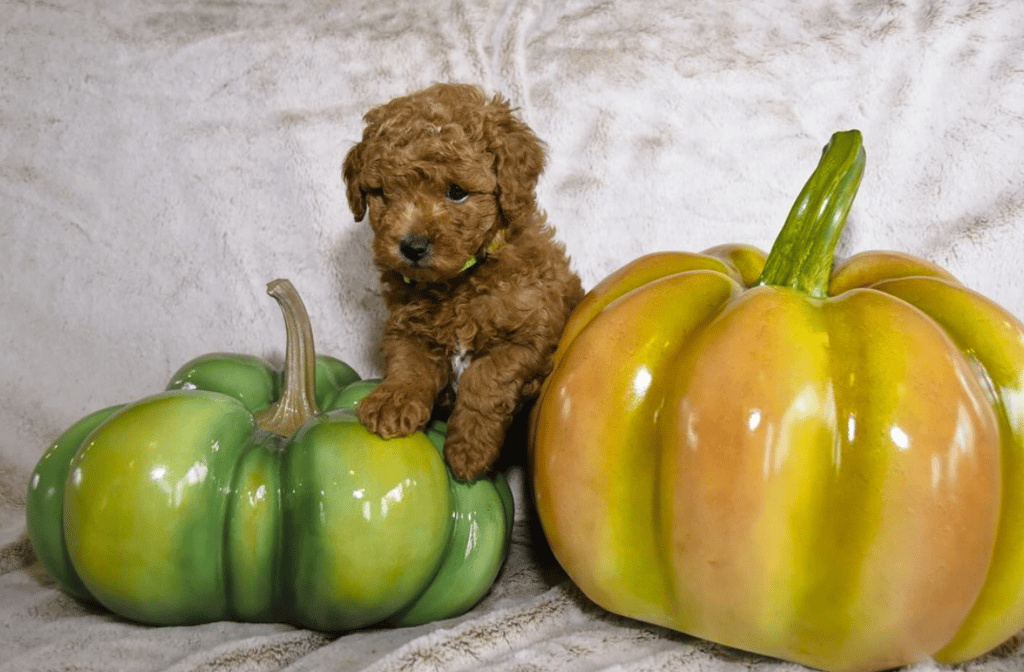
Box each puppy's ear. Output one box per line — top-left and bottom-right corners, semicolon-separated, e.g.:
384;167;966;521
342;142;368;222
483;96;546;233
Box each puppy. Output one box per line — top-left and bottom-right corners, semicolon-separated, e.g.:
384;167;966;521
342;83;583;480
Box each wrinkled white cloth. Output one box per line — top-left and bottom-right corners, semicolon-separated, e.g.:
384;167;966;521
3;0;1024;670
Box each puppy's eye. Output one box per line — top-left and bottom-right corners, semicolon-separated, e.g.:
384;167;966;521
446;184;470;203
365;187;385;200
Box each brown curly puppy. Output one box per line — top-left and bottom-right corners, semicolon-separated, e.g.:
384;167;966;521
343;83;583;480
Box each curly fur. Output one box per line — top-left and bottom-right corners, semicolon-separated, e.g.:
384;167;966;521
343;83;583;479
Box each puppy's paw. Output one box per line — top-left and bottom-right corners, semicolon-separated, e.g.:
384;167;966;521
357;385;432;438
444;414;502;481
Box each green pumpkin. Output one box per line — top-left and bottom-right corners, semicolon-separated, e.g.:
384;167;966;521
26;280;513;630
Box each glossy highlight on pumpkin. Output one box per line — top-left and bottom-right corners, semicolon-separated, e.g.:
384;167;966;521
530;131;1024;672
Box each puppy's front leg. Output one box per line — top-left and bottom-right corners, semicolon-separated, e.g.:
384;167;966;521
445;343;546;480
358;335;448;438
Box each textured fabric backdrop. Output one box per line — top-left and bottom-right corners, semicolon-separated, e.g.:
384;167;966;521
3;0;1024;670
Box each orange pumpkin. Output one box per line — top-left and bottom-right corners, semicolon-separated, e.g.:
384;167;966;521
530;131;1024;672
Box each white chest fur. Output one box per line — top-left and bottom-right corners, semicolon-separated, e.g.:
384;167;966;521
450;345;472;391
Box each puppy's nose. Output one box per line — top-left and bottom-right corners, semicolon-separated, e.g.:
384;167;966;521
399;235;431;263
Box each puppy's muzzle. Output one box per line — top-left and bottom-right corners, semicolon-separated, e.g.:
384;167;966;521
399;235;432;264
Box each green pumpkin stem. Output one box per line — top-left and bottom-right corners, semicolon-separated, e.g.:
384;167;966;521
758;130;866;298
255;279;320;436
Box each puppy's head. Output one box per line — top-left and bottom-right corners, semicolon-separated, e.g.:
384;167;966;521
342;83;545;284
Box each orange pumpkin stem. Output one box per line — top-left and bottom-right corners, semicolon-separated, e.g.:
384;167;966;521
255;279;321;436
759;130;866;298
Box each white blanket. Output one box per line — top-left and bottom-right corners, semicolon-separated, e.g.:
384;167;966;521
3;0;1024;670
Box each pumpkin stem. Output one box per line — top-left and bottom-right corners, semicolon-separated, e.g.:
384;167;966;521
758;130;866;298
255;279;320;436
